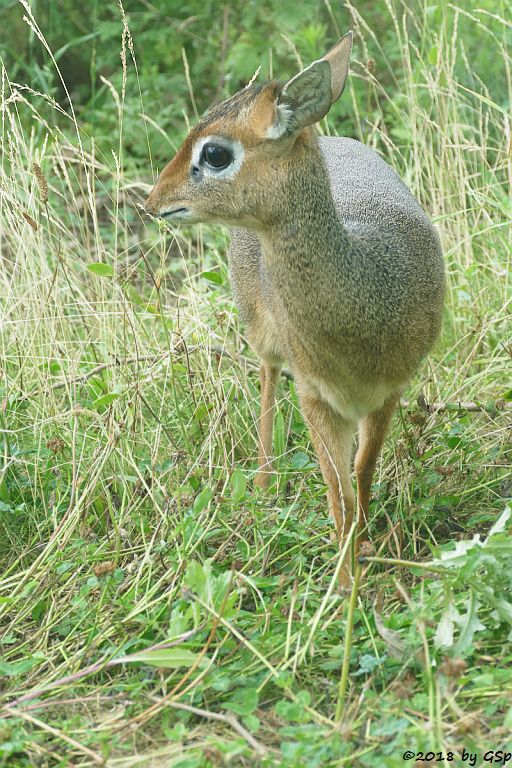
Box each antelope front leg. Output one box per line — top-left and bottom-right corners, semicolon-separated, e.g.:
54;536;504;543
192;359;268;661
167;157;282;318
254;362;281;489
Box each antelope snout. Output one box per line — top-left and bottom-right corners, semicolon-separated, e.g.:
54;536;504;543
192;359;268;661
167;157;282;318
143;186;160;216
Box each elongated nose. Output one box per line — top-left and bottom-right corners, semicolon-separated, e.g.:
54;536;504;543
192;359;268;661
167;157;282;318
144;186;160;216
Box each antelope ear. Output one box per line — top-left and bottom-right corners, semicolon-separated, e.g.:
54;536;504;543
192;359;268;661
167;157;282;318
272;32;353;136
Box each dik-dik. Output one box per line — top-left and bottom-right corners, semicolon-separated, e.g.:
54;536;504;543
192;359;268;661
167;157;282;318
145;33;445;585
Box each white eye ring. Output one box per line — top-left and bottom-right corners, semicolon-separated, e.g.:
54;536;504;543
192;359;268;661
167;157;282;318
191;135;245;179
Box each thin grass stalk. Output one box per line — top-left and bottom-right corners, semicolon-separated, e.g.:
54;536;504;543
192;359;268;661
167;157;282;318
335;557;363;723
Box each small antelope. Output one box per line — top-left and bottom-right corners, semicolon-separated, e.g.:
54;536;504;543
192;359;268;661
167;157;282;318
145;33;445;585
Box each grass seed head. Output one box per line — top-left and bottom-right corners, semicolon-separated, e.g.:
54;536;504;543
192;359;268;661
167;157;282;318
32;162;48;203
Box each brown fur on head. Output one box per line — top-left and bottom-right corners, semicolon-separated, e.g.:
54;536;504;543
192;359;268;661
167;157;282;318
144;33;353;229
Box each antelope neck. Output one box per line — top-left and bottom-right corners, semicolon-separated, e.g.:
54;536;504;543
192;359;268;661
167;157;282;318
259;141;353;288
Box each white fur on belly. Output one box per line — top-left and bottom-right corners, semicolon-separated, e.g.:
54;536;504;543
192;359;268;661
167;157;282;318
304;375;395;422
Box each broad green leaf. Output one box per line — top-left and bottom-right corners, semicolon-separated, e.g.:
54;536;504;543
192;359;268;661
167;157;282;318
275;698;304;721
353;653;383;676
87;262;115;277
296;690;311;707
453;593;485;655
171;757;203;768
201;270;223;285
374;606;407;661
93;393;120;409
56;561;74;575
184;559;209;598
230;468;247;503
166;722;187;741
0;656;44;676
31;599;48;623
435;537;480;567
290;451;310;469
168;606;192;639
47;360;61;375
193;485;212;514
243;714;260;732
435;601;460;649
483;539;512;557
183;559;236;616
20;580;38;598
487;506;511;538
224;687;258;716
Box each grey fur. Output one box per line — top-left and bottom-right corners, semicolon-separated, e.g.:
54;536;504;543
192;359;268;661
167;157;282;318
229;135;445;420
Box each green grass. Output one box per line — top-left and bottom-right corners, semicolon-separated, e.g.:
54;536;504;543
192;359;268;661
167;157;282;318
0;1;511;766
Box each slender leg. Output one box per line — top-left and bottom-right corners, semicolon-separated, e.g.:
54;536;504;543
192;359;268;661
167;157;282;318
300;390;356;588
354;394;399;540
254;362;281;489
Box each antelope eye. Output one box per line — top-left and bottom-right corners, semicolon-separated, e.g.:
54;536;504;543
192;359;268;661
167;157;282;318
202;143;232;169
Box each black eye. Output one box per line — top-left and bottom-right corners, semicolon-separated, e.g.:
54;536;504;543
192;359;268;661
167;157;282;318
202;143;232;169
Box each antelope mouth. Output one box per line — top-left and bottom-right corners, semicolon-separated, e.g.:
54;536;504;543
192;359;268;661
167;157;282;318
159;207;190;220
